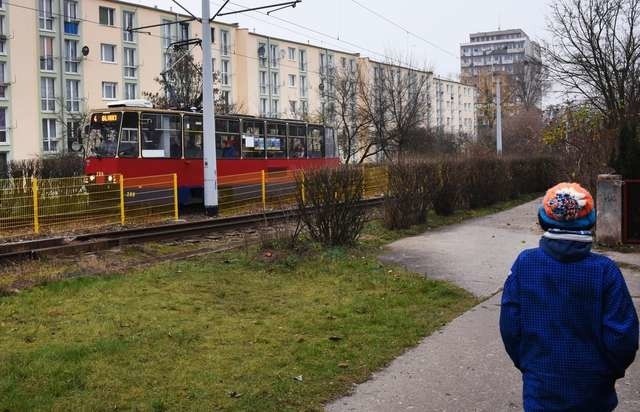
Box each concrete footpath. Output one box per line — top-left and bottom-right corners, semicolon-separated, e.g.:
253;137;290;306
326;200;640;412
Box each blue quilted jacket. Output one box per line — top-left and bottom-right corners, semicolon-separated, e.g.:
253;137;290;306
500;236;639;411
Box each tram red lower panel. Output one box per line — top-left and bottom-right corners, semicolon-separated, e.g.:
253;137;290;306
85;157;340;204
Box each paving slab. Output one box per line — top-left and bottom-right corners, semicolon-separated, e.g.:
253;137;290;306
327;200;640;412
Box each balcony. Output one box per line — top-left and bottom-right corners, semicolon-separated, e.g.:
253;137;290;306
64;20;79;35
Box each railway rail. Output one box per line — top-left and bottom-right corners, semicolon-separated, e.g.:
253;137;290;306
0;198;384;261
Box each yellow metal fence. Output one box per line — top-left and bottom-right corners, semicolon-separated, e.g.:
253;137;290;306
0;166;387;238
0;174;178;239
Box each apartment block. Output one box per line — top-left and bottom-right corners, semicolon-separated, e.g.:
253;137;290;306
431;77;477;137
460;28;541;81
0;0;477;165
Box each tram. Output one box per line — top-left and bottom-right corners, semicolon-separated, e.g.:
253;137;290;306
84;100;339;204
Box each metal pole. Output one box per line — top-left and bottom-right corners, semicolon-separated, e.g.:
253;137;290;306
202;0;219;216
495;75;503;155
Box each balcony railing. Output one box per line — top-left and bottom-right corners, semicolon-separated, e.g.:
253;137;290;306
64;20;79;35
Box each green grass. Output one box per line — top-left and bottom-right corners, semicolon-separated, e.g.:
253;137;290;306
0;246;476;411
0;194;539;410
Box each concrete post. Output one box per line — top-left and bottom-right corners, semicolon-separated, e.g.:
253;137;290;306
596;174;623;245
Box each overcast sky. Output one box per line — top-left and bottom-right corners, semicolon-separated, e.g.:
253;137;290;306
131;0;553;78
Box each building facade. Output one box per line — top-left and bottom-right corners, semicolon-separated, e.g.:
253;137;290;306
0;0;477;164
460;28;541;81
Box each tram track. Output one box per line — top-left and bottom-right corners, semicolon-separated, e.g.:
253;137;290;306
0;198;384;261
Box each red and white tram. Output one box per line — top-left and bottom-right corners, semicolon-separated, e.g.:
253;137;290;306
84;101;339;204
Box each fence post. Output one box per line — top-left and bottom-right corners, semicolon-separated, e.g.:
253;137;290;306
173;173;179;221
300;172;306;204
32;178;40;234
362;164;367;198
261;170;267;210
119;174;125;225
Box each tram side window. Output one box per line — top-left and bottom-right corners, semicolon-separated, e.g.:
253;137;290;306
141;113;181;158
119;112;139;158
266;122;286;159
288;124;306;159
241;121;265;159
184;115;203;159
308;126;324;158
219;119;240;158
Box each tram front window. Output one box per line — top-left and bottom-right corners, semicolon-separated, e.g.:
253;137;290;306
119;112;139;158
88;112;122;158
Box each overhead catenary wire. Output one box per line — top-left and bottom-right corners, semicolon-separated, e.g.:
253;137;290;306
348;0;459;60
223;0;429;70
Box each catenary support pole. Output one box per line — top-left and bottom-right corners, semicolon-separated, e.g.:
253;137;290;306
202;0;219;216
495;76;503;155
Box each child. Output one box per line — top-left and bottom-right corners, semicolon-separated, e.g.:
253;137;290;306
500;182;639;411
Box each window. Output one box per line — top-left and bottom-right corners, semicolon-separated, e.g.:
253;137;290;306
259;71;267;95
124;48;136;78
270;44;278;67
260;98;268;116
162;20;174;49
0;108;7;143
272;99;279;117
66;119;81;150
179;22;189;41
40;36;54;71
221;30;229;56
0;0;4;11
141;113;181;158
299;75;307;98
102;82;117;99
39;0;53;30
40;77;55;111
288;74;296;88
99;7;115;26
288;47;296;61
210;27;215;43
64;0;78;20
0;62;6;99
65;79;80;112
299;49;306;71
221;60;229;85
101;44;116;63
42;118;57;152
301;100;308;116
123;11;135;42
289;100;296;114
349;59;356;73
0;16;5;53
341;57;346;68
320;53;326;73
271;72;279;95
64;39;79;73
124;83;137;99
258;42;268;67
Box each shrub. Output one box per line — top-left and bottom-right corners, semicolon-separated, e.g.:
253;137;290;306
8;153;84;179
466;156;512;208
384;161;437;229
296;167;366;246
432;158;467;216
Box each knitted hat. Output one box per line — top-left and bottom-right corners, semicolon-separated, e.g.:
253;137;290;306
538;183;596;231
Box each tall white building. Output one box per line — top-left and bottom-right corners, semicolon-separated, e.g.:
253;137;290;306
460;29;541;80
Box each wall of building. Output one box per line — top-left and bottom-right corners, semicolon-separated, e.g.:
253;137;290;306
2;0;477;162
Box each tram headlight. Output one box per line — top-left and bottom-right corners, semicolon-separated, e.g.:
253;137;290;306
107;175;114;183
89;175;96;182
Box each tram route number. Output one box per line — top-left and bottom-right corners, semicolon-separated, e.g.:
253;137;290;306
125;191;137;198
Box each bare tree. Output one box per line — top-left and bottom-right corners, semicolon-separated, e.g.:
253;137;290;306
144;47;203;110
331;64;373;164
512;60;549;109
546;0;640;127
143;46;245;115
359;59;431;160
